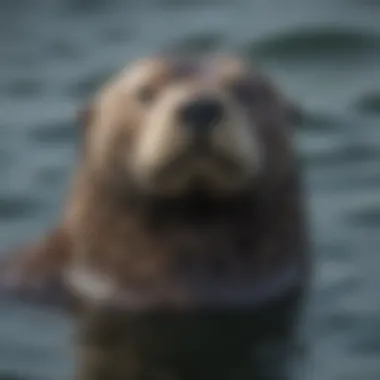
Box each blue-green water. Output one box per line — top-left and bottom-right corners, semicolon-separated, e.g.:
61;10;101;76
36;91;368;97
0;0;380;379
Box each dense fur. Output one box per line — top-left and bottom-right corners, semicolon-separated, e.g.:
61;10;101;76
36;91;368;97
0;55;309;379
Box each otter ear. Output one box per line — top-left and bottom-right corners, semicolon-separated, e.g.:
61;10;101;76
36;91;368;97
0;228;77;312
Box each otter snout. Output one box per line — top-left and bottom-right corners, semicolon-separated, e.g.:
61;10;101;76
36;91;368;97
179;96;225;137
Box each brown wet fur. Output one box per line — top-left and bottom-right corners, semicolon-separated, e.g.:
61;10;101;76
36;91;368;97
0;54;310;379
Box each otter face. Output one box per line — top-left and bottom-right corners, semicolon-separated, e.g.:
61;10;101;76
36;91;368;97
86;55;279;197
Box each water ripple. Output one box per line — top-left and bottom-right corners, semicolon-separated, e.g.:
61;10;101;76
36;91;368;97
250;26;380;61
0;194;43;220
3;78;44;99
346;204;380;228
28;120;77;145
352;91;380;115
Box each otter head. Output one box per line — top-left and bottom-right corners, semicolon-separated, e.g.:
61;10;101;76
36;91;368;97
81;54;294;202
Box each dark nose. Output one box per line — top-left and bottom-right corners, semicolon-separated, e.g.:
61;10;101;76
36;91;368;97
179;97;224;135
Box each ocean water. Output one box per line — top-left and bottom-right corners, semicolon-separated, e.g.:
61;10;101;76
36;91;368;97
0;0;380;379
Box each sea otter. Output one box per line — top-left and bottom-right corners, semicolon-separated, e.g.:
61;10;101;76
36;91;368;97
0;54;309;380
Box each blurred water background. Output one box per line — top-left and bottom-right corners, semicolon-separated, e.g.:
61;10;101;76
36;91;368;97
0;0;379;379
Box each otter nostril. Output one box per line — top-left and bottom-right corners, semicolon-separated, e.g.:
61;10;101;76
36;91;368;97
180;98;224;134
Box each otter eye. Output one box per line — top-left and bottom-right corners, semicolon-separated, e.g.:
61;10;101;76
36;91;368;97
136;86;155;104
